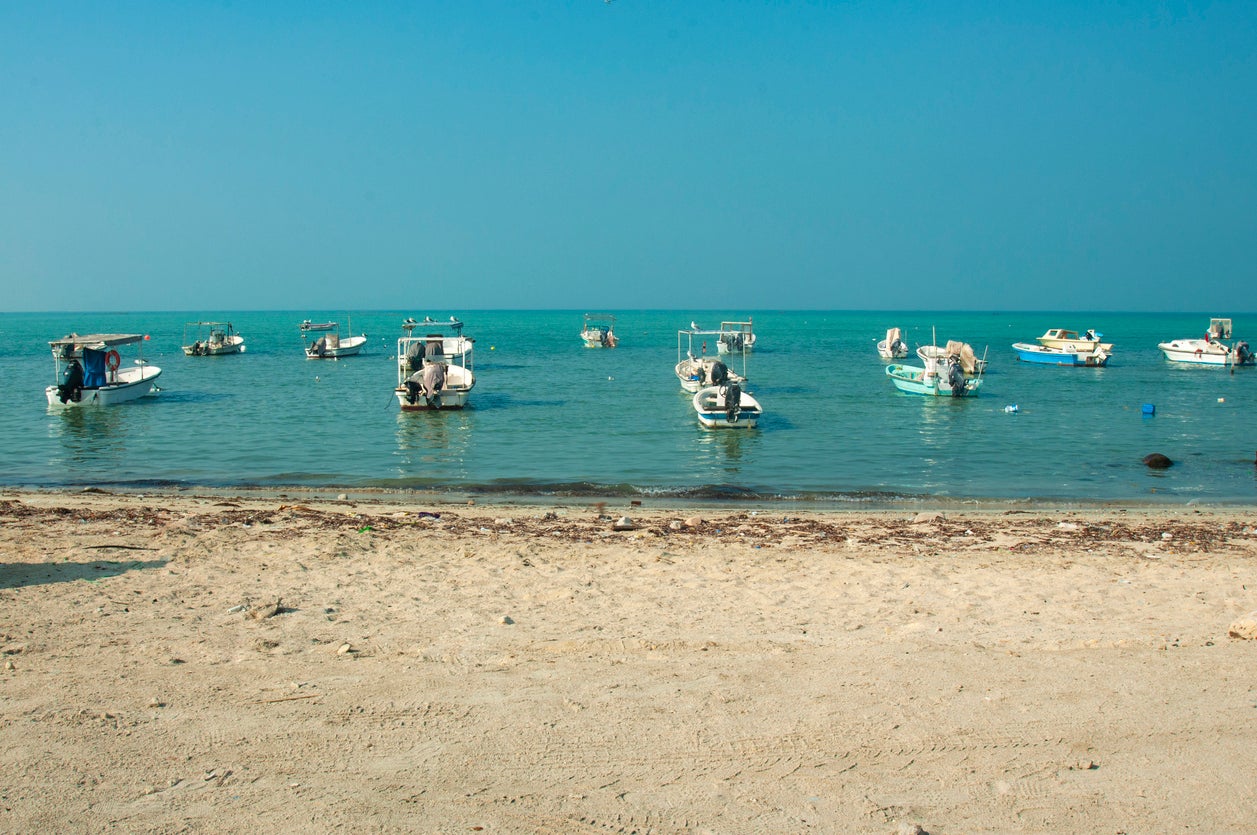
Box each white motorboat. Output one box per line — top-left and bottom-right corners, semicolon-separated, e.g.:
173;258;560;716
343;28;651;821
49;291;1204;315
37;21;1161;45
1035;328;1114;354
395;318;475;410
693;382;762;428
1158;319;1254;367
877;327;908;359
676;327;746;393
402;317;474;360
581;313;619;348
304;319;367;359
299;319;337;332
182;322;245;356
46;333;162;407
716;320;756;354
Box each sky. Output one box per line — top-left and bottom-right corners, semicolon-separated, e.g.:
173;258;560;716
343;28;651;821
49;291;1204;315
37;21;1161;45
2;1;1255;313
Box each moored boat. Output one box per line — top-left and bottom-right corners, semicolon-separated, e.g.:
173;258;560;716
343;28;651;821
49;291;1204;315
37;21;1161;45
887;355;981;397
46;333;162;407
1158;319;1254;367
304;319;367;359
692;382;762;428
395;318;475;410
676;327;746;393
716;320;756;354
877;327;908;359
580;313;618;348
1035;328;1114;354
1013;342;1110;367
182;322;245;356
299;320;337;332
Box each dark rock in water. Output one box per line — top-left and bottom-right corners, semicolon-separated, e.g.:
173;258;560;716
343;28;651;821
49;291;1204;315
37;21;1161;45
1143;453;1174;469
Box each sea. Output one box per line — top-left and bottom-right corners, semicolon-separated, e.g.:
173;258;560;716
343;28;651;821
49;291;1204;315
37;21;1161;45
2;310;1255;508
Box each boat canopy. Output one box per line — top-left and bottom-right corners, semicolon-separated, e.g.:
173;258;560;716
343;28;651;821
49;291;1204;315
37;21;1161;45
49;333;146;349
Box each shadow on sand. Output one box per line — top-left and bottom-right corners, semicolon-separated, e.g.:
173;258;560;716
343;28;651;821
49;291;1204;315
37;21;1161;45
0;557;167;590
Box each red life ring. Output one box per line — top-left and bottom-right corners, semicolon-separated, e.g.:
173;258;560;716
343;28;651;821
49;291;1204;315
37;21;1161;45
106;350;121;371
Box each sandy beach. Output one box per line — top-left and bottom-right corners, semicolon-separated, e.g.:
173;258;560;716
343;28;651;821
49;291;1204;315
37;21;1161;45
2;490;1256;833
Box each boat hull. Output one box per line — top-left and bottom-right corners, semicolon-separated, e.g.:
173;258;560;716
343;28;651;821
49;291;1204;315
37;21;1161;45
46;365;162;407
692;385;761;428
395;364;475;411
307;335;367;359
886;364;980;397
1012;343;1108;367
183;337;244;356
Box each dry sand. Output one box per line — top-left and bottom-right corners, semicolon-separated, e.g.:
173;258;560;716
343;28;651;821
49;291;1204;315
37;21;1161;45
1;490;1256;833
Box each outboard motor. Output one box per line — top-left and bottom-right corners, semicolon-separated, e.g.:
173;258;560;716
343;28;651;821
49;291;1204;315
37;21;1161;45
709;360;728;386
1237;341;1254;365
947;358;967;397
724;383;742;422
57;359;84;404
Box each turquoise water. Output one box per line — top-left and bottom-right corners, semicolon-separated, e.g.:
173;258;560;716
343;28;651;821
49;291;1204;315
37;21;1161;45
2;310;1255;506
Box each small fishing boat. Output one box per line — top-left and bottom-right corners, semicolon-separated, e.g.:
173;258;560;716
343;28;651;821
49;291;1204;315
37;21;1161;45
692;382;762;428
1158;319;1254;367
580;313;618;348
917;340;987;375
395;318;475;410
676;327;746;393
716;320;756;354
1013;342;1110;367
304;320;367;359
46;333;162;407
182;322;245;356
877;327;908;359
887;355;981;397
1035;328;1114;353
299;320;337;332
402;317;474;360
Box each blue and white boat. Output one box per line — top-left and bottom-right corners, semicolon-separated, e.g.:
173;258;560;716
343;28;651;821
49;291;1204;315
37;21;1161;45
1013;342;1110;367
693;382;762;428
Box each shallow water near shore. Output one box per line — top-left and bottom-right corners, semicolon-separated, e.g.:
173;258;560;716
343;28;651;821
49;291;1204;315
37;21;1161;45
2;309;1255;505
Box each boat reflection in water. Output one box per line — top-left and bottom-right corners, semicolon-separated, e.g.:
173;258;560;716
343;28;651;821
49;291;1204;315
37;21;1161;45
47;405;132;470
393;410;474;481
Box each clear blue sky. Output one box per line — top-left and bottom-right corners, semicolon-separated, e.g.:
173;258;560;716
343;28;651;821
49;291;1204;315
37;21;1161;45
3;1;1255;312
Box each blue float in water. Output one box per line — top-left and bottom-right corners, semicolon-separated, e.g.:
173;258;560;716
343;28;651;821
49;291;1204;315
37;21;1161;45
1141;403;1156;416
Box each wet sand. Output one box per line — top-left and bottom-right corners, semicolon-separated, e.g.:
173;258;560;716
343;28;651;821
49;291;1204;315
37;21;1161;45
2;490;1256;833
